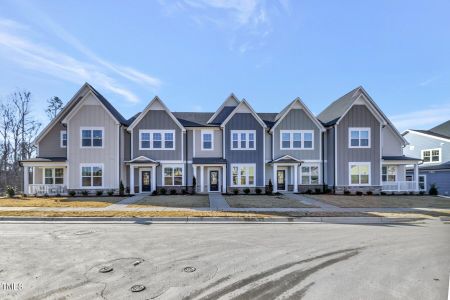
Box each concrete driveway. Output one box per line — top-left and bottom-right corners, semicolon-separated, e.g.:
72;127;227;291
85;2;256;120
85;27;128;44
0;220;449;299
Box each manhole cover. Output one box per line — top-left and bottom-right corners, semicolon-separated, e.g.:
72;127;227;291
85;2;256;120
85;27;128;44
183;266;196;273
130;284;146;292
99;266;113;273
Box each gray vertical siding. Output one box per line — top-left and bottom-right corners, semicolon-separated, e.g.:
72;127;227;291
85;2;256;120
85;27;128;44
193;129;223;157
326;127;335;187
38;122;67;158
224;113;264;186
187;130;193;160
382;125;404;156
132;110;182;160
403;132;450;163
273;109;321;160
336;105;381;186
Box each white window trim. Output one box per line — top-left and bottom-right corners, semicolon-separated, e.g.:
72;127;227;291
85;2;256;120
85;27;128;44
348;162;371;186
80;127;104;149
421;148;442;163
43;168;64;185
280;130;314;150
230;130;256;150
382;165;397;182
161;164;184;186
80;163;104;188
139;129;176;150
418;175;427;191
348;127;371;149
300;163;320;185
230;163;256;187
201;130;214;151
60;130;67;148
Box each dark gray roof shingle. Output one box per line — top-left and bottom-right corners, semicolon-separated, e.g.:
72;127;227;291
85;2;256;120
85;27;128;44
430;120;450;136
172;112;216;127
87;84;128;125
210;106;236;124
407;129;450;140
382;155;421;161
192;157;227;164
317;86;361;126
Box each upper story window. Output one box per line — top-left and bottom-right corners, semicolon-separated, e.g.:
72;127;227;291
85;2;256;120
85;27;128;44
139;130;175;150
60;130;67;148
349;128;370;148
421;148;441;163
81;128;103;148
231;130;255;150
201;130;213;151
280;130;314;150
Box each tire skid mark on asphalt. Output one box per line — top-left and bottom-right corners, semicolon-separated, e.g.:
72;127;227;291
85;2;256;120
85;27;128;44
188;247;363;300
285;282;315;300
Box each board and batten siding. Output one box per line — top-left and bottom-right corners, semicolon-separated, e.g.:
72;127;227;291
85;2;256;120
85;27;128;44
336;105;381;186
193;129;223;157
67;103;119;189
224;113;264;187
382;125;403;156
132;110;182;161
38;122;67;158
273;109;321;160
325;127;335;187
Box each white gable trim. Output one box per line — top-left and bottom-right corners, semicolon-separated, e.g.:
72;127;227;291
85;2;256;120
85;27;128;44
403;130;450;142
336;93;385;126
270;98;325;133
62;90;120;125
220;99;267;128
207;93;240;124
272;154;303;163
127;96;185;132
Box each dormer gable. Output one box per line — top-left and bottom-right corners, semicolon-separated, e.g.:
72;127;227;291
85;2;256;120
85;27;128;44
221;99;267;128
207;93;240;124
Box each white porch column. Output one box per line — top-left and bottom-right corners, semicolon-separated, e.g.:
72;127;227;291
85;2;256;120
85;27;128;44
414;164;419;191
222;164;227;193
193;165;197;192
273;164;278;193
32;166;36;185
130;165;135;194
294;164;298;193
152;165;156;192
200;165;204;193
23;166;29;194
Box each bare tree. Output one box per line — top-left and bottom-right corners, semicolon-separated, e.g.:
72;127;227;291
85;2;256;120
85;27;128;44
45;96;63;121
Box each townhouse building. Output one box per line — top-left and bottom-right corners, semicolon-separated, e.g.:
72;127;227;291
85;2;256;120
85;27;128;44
20;83;422;196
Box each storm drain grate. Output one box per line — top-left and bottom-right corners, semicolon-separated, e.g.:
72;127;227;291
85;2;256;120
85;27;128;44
183;266;196;273
130;285;146;292
99;266;113;273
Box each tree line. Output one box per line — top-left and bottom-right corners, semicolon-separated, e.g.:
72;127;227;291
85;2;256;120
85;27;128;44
0;90;63;194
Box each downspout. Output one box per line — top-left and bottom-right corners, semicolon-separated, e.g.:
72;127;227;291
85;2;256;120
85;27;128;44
185;131;188;191
321;131;325;191
333;126;336;192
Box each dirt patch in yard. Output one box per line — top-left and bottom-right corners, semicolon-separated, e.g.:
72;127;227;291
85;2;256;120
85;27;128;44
129;195;210;208
0;196;126;208
225;195;316;208
306;195;450;208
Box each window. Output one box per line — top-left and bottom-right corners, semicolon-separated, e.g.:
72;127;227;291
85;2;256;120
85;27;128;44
349;163;370;185
421;148;441;163
201;130;213;150
139;130;175;150
231;164;255;186
44;168;64;185
419;175;426;191
163;166;183;186
60;131;67;148
280;130;314;149
349;128;370;148
231;131;256;150
301;165;319;184
81;164;103;187
382;165;397;182
81;128;103;148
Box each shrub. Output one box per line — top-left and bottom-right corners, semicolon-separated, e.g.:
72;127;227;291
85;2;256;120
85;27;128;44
6;185;15;198
306;189;312;194
96;190;103;196
381;191;386;195
160;188;167;195
192;176;197;195
243;188;250;195
356;191;363;196
81;190;89;196
344;190;351;195
429;184;438;195
182;189;188;195
44;193;49;198
107;190;114;196
419;191;425;195
233;189;239;195
266;179;273;195
324;187;331;194
119;180;125;196
170;189;177;195
366;191;373;196
315;188;321;194
151;190;158;196
56;193;61;197
255;188;262;194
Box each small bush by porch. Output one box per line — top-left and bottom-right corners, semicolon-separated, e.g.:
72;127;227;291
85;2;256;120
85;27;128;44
130;195;209;208
307;194;450;208
0;196;126;208
224;195;317;208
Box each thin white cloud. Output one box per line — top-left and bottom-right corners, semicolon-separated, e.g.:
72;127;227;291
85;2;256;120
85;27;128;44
419;76;439;87
390;104;450;131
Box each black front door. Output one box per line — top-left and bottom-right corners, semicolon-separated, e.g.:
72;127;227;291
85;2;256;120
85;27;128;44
141;171;151;192
277;170;285;190
209;170;219;192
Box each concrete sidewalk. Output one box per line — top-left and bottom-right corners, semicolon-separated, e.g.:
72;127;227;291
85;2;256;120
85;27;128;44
209;193;230;210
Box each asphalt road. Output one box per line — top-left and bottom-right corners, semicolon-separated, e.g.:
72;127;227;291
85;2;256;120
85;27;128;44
0;220;449;299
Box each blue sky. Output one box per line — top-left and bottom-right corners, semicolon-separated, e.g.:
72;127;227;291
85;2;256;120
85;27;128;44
0;0;449;131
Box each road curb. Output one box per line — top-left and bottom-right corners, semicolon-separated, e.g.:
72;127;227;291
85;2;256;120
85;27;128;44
0;216;421;224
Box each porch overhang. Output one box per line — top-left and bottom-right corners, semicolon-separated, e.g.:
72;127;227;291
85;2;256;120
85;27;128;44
125;156;159;166
19;157;67;167
192;157;227;165
382;156;422;165
269;155;303;165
